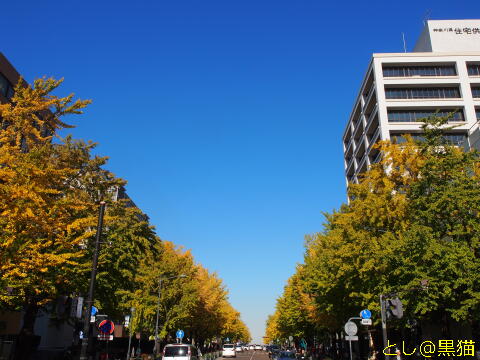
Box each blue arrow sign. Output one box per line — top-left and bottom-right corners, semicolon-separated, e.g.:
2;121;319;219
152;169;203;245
360;309;371;319
176;330;184;339
91;306;98;316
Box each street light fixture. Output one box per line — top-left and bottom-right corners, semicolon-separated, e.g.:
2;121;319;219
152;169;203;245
154;274;188;357
80;201;107;360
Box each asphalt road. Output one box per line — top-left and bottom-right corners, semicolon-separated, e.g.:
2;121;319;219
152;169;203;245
219;350;269;360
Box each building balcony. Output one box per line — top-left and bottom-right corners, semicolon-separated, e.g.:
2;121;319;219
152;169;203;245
344;137;354;154
368;127;381;150
353;119;364;141
346;156;355;175
358;153;368;172
363;85;376;109
365;105;379;134
347;175;356;184
370;151;382;164
355;136;366;157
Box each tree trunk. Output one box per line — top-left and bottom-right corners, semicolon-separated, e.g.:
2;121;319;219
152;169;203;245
13;300;39;360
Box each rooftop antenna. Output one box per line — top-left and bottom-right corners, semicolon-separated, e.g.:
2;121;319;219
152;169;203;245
402;33;407;53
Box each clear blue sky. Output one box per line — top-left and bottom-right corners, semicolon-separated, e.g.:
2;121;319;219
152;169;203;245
2;0;479;343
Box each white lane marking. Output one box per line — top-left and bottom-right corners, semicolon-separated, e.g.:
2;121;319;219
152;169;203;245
249;351;255;360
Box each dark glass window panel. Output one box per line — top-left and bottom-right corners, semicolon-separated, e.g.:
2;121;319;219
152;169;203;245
441;66;456;76
385;87;460;99
383;65;457;77
6;86;14;100
476;109;480;120
443;134;467;146
472;87;480;98
391;133;466;146
467;65;480;76
388;110;465;122
0;73;9;97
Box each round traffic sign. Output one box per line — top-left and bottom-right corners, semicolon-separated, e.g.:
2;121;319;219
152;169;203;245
344;321;357;336
176;329;184;339
288;336;293;341
98;320;115;335
360;309;372;319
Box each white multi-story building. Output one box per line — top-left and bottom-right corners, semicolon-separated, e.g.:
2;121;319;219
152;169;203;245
343;19;480;184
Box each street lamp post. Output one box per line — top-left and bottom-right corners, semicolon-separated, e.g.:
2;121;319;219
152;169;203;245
79;201;107;360
154;274;187;358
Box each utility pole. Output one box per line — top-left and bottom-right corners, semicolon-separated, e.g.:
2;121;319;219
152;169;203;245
80;201;106;360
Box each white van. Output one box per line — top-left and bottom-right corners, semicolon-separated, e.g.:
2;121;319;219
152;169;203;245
163;344;200;360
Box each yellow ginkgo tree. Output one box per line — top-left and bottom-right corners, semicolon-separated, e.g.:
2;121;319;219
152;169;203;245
0;78;122;335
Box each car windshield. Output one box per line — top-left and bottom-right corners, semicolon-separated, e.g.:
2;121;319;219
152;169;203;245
224;345;234;349
165;346;189;357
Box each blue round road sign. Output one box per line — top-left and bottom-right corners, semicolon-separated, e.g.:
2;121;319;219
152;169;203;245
361;309;372;319
91;306;98;316
176;330;184;339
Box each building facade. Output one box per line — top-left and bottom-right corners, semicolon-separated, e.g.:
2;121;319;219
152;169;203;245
0;52;20;104
343;20;480;184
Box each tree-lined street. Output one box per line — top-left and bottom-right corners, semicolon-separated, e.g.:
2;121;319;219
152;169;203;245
0;79;250;359
2;3;480;360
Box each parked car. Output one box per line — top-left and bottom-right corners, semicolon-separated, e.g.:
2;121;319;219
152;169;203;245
276;352;296;360
235;345;243;352
249;345;255;350
255;345;262;351
163;344;200;360
223;344;236;358
269;348;281;360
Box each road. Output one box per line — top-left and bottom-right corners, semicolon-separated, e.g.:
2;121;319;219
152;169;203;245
219;350;269;360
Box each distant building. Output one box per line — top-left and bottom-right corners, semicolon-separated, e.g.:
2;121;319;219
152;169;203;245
343;19;480;185
0;52;20;103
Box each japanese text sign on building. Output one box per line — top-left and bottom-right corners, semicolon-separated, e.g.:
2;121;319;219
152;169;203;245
433;27;480;35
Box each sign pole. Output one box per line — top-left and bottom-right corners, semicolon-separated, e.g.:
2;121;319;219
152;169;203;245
349;339;353;360
126;308;135;360
80;201;106;360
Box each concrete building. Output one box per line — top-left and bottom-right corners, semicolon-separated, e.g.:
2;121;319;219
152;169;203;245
343;19;480;184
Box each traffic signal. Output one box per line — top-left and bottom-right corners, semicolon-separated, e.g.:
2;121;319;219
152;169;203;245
386;297;403;319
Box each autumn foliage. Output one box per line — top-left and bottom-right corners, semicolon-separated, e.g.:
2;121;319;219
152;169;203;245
266;115;480;347
0;78;250;345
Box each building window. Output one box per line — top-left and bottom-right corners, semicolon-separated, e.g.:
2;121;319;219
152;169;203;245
383;65;457;77
0;72;14;100
387;109;465;122
468;64;480;76
476;109;480;120
385;87;461;99
391;133;467;146
472;87;480;98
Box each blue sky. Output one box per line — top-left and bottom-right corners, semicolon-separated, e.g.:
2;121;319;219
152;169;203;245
2;0;479;343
